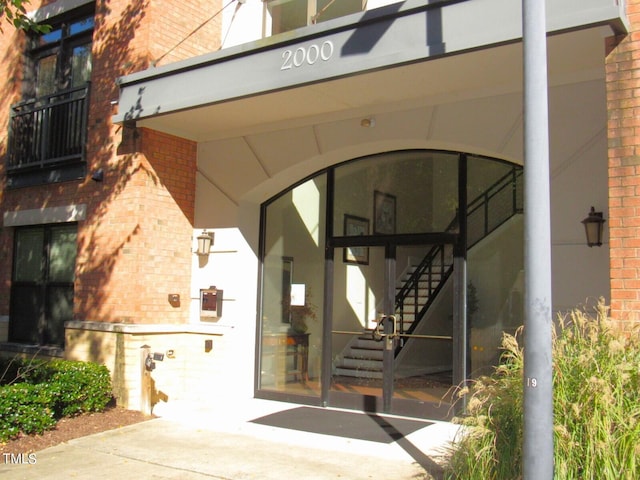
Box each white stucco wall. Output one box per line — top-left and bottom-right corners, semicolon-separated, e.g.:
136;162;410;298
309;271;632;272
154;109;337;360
183;6;614;402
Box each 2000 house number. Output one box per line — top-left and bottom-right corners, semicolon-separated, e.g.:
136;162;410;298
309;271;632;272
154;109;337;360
281;41;334;70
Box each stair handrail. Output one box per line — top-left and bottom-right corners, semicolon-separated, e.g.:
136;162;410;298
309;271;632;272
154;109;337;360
467;167;524;248
394;165;523;340
395;243;449;336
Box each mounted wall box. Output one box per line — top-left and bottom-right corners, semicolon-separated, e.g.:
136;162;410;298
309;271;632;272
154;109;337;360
200;286;223;318
168;293;180;307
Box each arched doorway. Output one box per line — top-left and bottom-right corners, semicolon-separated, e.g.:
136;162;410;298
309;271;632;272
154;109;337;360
257;150;523;419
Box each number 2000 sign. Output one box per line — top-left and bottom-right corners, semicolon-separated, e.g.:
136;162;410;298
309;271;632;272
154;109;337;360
281;41;334;70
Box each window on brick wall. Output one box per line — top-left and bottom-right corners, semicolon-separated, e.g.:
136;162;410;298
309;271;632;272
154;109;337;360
6;4;95;188
267;0;365;35
9;224;78;349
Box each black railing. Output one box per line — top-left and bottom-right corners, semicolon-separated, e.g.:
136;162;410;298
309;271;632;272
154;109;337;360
394;165;523;340
7;84;90;172
395;243;453;337
467;167;524;248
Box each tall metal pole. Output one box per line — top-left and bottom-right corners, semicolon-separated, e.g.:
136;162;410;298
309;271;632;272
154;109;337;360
522;1;554;478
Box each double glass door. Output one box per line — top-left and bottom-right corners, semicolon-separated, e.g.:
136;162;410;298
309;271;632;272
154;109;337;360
329;242;455;418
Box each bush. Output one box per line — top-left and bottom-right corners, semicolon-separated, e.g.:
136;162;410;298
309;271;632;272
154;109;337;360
0;383;56;441
445;301;640;479
0;358;113;441
46;361;113;417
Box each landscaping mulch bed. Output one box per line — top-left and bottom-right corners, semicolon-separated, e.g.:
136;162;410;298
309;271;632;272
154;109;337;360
0;406;152;455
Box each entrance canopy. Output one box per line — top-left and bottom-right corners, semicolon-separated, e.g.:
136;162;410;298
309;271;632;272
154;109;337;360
113;0;627;142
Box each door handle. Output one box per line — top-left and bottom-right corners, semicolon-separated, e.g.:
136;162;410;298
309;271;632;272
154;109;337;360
372;314;397;341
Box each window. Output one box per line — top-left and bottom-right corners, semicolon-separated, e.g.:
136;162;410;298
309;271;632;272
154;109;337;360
32;15;94;97
6;5;94;188
267;0;365;35
9;224;78;349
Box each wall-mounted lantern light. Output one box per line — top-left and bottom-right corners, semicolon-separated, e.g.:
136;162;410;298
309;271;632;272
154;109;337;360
581;207;605;247
196;230;214;256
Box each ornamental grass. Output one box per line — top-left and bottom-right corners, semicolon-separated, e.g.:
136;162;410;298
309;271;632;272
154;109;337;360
445;300;640;479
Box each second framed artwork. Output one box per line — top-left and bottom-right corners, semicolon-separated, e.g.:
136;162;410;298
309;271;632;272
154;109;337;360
374;190;396;234
343;214;369;265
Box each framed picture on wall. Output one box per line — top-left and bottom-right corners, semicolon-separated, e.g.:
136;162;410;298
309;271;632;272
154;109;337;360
374;190;396;234
343;214;369;265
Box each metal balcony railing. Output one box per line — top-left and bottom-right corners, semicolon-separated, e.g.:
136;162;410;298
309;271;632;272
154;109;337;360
7;84;90;172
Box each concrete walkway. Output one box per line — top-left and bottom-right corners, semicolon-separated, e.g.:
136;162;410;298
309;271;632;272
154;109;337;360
0;399;461;479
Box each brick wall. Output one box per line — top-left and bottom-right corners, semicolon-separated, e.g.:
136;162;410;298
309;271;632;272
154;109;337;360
0;0;221;324
0;5;29;316
606;0;640;323
75;127;196;324
149;0;223;67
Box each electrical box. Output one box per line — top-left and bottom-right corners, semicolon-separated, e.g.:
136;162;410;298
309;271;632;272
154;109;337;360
200;286;223;318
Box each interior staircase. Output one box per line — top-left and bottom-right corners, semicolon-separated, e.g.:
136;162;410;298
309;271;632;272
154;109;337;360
333;166;523;380
334;252;452;379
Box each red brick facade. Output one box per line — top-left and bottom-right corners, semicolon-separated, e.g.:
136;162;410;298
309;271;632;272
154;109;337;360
606;0;640;323
1;0;637;330
0;0;220;325
74;127;197;324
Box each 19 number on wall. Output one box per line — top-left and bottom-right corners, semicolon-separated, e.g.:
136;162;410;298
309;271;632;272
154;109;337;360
281;41;334;70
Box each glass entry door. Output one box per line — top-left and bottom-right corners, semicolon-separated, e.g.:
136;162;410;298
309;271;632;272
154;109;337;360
329;242;455;418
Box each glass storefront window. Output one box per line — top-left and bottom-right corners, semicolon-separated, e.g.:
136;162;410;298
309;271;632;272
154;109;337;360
333;151;459;236
258;149;524;413
259;174;327;397
466;156;524;376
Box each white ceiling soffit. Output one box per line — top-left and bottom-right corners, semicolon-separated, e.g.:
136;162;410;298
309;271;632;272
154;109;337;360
115;0;627;142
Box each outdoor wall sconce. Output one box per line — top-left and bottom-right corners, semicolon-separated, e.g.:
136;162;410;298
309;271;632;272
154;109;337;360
581;206;606;247
195;230;214;256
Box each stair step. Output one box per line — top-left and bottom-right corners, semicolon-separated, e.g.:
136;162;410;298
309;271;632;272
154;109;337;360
398;293;432;300
401;286;441;293
406;277;441;283
341;357;383;369
335;366;383;379
353;337;383;349
346;348;384;360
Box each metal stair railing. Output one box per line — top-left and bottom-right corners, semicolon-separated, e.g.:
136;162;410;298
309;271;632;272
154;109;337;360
467;167;523;249
394;166;523;343
395;243;452;338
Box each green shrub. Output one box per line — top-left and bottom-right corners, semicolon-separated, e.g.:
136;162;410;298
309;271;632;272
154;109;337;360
0;383;56;442
445;301;640;479
0;359;113;441
46;361;113;417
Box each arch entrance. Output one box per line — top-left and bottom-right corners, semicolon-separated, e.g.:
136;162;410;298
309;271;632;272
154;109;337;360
257;150;523;419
